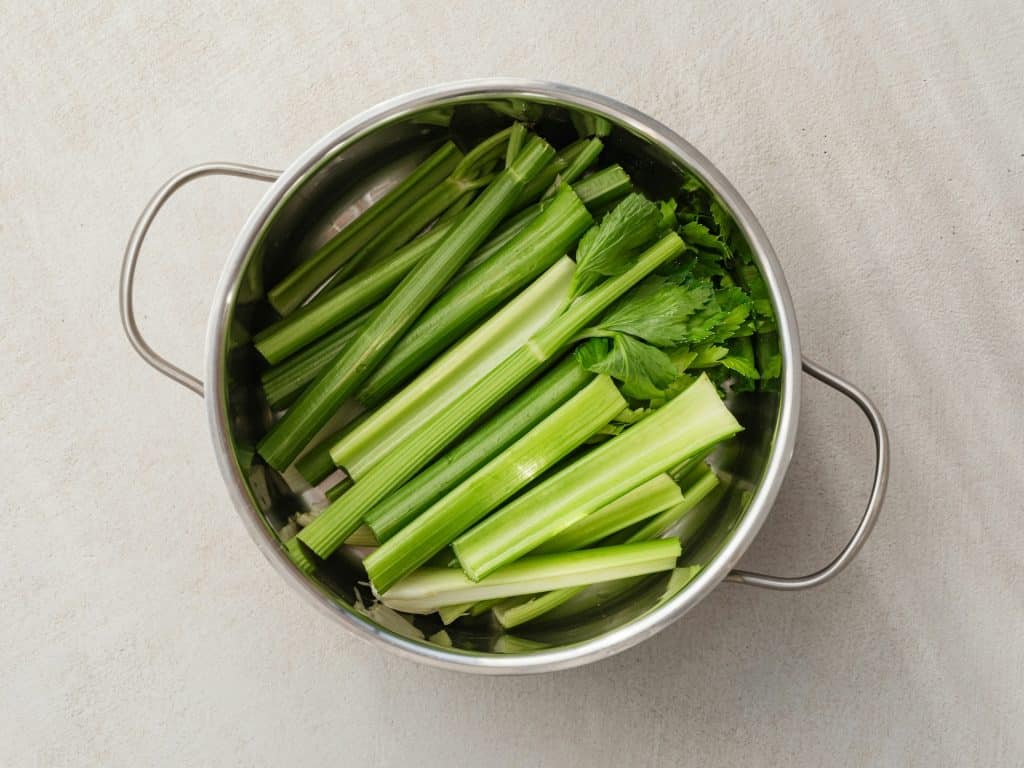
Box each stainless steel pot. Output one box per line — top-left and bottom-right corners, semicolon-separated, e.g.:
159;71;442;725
119;80;889;673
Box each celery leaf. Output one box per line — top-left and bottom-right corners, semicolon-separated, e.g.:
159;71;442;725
571;194;663;297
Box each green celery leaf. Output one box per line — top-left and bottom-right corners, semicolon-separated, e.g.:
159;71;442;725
708;287;755;342
658;199;678;233
681;221;732;260
710;199;735;243
688;344;729;369
583;333;678;400
720;337;760;380
571;194;663;297
589;276;715;347
574;337;611;369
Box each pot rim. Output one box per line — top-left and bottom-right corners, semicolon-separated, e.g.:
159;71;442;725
204;78;801;673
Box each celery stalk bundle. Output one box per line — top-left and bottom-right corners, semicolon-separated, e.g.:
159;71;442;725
250;123;778;630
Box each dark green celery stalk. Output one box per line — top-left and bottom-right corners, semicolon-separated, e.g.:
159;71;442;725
513;139;591;209
268;141;463;315
363;356;594;542
541;138;603;198
294;409;369;485
297;232;684;558
261;311;370;410
325;477;354;502
257;135;555;471
363;375;626;593
351;184;593;409
315;192;473;298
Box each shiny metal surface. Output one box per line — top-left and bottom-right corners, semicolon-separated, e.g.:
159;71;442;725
122;80;888;673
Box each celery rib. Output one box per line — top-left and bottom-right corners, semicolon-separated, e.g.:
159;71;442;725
531;473;682;555
493;463;720;628
377;540;681;615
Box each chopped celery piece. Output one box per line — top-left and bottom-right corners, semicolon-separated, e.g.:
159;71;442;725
377;539;681;614
531;473;682;554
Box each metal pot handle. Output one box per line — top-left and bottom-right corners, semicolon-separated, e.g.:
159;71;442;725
119;163;281;397
726;357;890;590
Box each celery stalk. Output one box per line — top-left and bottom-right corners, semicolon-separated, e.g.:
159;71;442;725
437;603;472;625
363;375;626;593
452;375;740;581
261;312;370;409
376;539;681;614
331;257;576;480
531;473;682;554
255;213;462;364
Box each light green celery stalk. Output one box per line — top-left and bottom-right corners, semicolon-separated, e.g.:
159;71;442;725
261;311;370;409
258;135;555;470
437;603;472;625
453;375;740;581
531;473;682;554
377;539;681;614
363;356;594;543
493;462;720;628
267;141;463;315
428;629;453;647
297;231;685;558
363;375;626;593
331;257;576;480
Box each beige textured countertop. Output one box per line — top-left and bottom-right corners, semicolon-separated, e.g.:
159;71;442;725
2;2;1022;765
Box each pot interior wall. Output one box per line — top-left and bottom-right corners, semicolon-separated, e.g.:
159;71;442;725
219;96;783;653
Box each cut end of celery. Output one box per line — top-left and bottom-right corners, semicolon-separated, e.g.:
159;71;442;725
285;537;318;576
